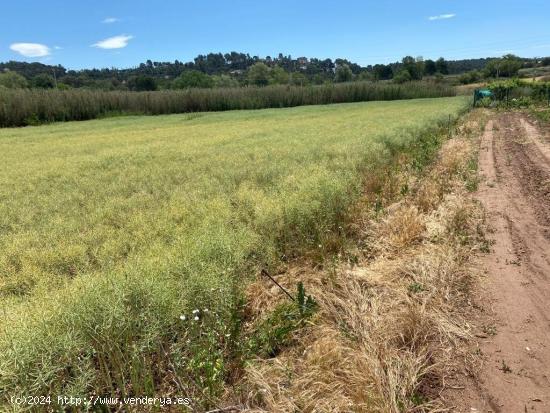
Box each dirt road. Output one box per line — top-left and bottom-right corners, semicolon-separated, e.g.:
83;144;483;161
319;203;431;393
450;112;550;412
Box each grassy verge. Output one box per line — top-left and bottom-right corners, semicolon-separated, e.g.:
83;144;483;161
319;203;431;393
0;81;456;127
0;98;469;411
530;107;550;123
238;111;487;412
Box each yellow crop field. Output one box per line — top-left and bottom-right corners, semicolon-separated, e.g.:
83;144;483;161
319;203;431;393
0;97;468;409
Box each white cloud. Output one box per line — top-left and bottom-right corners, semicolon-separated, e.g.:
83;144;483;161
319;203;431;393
10;42;51;57
92;35;133;49
102;17;119;24
428;13;456;21
54;45;62;50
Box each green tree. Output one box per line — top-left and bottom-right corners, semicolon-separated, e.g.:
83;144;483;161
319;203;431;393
247;62;270;86
415;57;425;78
0;71;28;88
32;74;55;89
56;83;72;90
128;75;157;91
484;54;522;78
289;72;308;86
270;66;289;85
334;64;353;82
435;57;449;75
393;69;412;84
458;70;482;84
424;59;437;76
401;56;423;80
211;74;239;88
357;71;374;81
373;64;393;80
312;74;326;85
173;70;214;88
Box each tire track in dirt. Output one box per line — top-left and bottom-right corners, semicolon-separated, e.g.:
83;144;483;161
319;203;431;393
449;113;550;412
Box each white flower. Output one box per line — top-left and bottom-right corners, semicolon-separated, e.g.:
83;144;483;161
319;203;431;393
192;309;200;314
203;308;209;313
194;316;200;321
179;315;186;321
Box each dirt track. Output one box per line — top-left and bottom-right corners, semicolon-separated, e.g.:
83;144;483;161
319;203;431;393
451;112;550;412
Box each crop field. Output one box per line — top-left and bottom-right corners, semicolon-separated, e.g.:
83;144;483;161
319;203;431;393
0;97;469;408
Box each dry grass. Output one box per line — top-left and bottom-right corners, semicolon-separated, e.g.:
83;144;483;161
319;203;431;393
233;112;486;412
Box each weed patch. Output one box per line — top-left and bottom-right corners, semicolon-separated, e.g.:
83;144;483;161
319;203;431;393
239;110;486;412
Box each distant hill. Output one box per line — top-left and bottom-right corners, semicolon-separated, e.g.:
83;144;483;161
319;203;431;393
2;52;548;90
446;58;493;74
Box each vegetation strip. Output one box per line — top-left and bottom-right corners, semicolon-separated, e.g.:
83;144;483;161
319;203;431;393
0;82;455;127
236;110;487;412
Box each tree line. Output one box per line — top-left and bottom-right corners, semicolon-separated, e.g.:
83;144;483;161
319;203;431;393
0;52;547;91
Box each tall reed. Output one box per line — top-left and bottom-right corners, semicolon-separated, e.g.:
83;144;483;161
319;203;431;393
0;81;456;127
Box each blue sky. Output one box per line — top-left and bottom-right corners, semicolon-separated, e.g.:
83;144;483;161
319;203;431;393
1;0;550;69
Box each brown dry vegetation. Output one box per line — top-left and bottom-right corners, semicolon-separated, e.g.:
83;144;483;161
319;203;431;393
226;112;489;412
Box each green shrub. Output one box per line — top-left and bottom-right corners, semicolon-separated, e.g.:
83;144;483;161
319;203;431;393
507;96;533;108
484;54;523;78
335;64;353;83
173;70;215;89
0;71;28;89
488;79;550;105
128;75;157;91
458;70;482;85
393;69;412;84
31;74;55;89
247;62;270;87
247;283;317;358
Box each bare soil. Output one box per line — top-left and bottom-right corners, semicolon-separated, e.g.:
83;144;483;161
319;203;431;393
446;112;550;412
